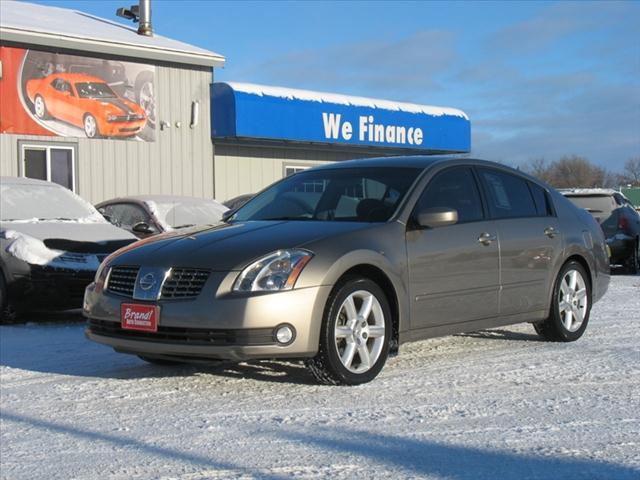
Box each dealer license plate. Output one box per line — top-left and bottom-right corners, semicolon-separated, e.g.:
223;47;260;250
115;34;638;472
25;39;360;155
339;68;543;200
121;303;159;332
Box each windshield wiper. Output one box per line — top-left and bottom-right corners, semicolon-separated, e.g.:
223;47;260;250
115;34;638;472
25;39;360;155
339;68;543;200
173;224;196;229
38;217;76;221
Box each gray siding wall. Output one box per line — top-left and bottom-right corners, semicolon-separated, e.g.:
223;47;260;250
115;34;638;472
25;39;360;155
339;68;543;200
1;64;214;204
213;143;380;201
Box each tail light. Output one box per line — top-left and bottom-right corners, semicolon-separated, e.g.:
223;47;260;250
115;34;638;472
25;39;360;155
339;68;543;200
618;214;629;230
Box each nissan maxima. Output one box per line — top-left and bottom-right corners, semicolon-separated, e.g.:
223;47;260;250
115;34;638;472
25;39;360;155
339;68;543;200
84;157;610;385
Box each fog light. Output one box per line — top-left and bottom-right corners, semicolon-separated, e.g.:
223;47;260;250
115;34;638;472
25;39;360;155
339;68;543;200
274;324;295;345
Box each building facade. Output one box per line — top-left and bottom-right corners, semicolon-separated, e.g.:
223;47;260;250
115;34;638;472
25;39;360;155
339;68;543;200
2;1;471;205
0;1;224;203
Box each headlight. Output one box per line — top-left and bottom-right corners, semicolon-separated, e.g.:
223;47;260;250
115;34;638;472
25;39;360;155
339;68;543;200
106;114;118;122
233;249;313;292
94;260;110;284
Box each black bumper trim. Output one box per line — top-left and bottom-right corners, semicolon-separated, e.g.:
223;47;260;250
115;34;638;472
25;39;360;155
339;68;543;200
87;319;277;346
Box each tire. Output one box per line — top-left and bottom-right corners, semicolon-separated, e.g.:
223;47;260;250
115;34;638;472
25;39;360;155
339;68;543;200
0;272;18;324
627;240;639;275
138;355;183;366
305;276;391;385
534;260;591;342
83;114;100;139
135;71;155;128
33;95;50;120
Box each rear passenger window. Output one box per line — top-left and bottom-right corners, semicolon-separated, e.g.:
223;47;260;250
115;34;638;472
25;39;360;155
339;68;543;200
415;167;484;223
528;182;553;216
480;169;537;219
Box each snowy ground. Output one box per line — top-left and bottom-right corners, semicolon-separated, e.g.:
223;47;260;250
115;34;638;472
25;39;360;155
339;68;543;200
1;274;639;480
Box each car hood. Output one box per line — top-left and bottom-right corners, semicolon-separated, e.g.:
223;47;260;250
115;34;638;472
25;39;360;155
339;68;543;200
108;220;375;271
0;221;137;253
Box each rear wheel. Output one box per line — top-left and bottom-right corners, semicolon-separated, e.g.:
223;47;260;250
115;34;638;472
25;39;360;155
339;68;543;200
305;277;391;385
534;260;591;342
34;95;49;120
627;240;639;275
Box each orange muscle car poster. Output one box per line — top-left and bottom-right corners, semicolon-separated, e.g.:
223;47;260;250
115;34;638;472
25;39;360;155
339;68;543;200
0;47;156;141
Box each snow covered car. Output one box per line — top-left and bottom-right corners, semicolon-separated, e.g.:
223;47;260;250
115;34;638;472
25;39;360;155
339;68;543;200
84;157;610;385
26;73;146;138
561;189;640;273
0;177;137;320
95;195;228;239
223;193;254;212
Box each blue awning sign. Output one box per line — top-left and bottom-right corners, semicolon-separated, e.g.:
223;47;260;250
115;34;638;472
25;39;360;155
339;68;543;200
212;82;470;153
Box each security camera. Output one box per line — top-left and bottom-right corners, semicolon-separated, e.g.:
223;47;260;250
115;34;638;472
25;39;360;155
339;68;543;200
116;5;140;23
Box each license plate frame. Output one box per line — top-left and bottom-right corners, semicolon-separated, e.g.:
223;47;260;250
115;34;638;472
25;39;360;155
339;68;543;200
120;303;159;333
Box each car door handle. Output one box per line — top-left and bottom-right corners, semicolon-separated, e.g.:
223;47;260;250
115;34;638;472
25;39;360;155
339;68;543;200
544;227;558;238
478;232;497;246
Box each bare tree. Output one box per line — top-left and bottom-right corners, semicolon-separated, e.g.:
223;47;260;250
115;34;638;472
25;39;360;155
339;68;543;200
546;155;608;188
623;157;640;186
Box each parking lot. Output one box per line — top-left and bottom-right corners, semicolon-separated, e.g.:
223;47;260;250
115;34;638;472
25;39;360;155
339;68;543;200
1;273;638;480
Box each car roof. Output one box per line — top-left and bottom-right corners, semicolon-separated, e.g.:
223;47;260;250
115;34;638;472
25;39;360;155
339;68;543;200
0;176;62;187
560;188;621;197
310;155;535;176
96;195;223;205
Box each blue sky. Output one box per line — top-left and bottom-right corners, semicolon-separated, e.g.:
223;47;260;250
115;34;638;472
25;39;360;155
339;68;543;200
28;0;640;171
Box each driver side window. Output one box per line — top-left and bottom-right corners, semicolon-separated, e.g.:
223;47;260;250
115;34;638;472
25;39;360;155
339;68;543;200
414;167;484;224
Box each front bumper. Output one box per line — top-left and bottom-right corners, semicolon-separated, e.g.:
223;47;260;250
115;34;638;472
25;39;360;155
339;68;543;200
83;279;332;361
8;264;94;311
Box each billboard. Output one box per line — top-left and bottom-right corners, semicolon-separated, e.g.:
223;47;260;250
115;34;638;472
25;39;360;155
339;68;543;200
0;47;156;141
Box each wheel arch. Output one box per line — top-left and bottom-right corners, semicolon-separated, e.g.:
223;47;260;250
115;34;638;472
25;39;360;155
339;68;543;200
333;263;401;356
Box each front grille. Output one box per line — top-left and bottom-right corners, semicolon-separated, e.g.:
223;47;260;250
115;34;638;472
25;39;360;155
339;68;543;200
119;126;141;132
161;268;210;299
106;265;139;297
88;319;275;346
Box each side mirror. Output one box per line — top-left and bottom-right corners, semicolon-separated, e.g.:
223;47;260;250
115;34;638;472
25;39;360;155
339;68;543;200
132;222;156;234
101;213;114;224
222;210;234;222
416;207;458;228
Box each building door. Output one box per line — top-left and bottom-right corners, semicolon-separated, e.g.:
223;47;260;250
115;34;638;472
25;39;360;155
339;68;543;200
21;144;76;191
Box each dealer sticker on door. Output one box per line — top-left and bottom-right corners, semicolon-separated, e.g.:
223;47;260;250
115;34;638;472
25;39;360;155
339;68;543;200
121;303;159;332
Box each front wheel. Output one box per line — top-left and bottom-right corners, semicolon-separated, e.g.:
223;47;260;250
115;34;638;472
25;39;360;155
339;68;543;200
305;277;391;385
83;114;100;138
534;260;591;342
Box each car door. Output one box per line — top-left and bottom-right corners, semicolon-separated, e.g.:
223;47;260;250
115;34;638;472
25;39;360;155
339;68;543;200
477;168;562;315
56;80;78;125
47;78;65;119
406;166;500;331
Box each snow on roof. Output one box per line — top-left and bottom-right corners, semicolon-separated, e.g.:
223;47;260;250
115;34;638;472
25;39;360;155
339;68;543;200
0;1;225;67
0;176;60;187
559;188;620;196
225;82;469;119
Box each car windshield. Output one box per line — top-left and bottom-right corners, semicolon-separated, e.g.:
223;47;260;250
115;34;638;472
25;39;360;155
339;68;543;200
229;167;422;223
566;195;617;214
0;183;101;222
75;82;117;99
152;200;228;229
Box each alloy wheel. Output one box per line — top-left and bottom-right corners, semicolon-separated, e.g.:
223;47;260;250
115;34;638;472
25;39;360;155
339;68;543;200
334;290;386;373
558;268;588;332
84;115;97;138
34;96;45;118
